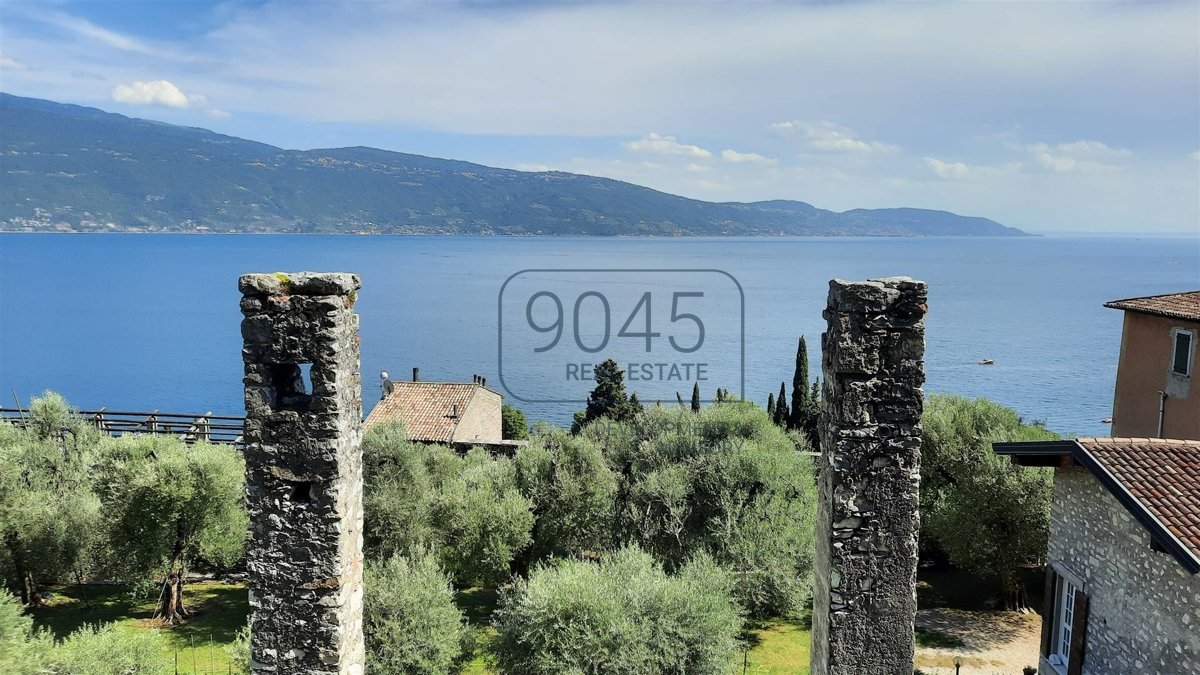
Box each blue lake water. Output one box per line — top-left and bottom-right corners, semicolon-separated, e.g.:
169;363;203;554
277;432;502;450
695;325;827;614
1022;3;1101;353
1;234;1197;436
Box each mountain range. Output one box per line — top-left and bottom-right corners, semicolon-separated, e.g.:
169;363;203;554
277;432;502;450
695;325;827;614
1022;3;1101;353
0;93;1026;236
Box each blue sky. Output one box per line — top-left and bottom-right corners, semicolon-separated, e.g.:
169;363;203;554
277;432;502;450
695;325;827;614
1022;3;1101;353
1;0;1198;234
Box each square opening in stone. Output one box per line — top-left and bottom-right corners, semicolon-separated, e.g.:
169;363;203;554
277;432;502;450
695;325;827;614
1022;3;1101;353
286;479;314;504
268;362;313;412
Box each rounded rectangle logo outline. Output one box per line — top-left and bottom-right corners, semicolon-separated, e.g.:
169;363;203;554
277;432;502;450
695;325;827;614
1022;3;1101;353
497;268;745;404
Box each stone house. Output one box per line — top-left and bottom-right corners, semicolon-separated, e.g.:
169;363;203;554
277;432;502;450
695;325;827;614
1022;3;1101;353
994;438;1199;675
364;370;514;451
1104;291;1199;439
990;290;1200;675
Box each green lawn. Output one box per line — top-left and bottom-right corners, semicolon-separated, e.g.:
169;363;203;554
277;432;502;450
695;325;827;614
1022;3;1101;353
741;618;811;674
30;581;248;674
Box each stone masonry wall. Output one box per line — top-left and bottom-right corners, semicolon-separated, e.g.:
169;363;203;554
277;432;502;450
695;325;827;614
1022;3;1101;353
812;277;927;675
1045;468;1200;675
240;272;365;675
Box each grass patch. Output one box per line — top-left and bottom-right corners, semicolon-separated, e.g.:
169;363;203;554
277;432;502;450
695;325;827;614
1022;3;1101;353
915;627;966;649
30;581;248;674
740;618;811;674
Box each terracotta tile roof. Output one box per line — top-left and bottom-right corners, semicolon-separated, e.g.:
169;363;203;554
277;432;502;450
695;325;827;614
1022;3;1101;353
364;382;482;442
994;437;1200;573
1074;438;1200;564
1104;291;1200;322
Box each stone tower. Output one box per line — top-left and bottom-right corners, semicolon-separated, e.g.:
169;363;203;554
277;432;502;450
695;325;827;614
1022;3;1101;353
239;272;365;675
811;277;927;675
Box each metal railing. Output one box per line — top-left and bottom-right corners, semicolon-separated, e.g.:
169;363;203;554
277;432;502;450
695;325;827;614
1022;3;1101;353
0;407;244;446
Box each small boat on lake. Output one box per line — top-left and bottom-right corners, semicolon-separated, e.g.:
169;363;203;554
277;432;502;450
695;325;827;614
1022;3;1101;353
977;358;995;365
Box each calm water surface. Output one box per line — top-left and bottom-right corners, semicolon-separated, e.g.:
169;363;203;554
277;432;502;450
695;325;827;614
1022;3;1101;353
1;234;1197;436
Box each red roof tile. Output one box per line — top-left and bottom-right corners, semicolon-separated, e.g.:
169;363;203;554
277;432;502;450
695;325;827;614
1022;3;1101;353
1104;291;1200;322
364;382;484;442
1075;437;1200;563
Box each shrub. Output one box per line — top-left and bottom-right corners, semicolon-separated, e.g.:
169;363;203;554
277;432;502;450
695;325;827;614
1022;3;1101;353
46;623;171;675
365;550;473;674
0;590;51;673
492;546;743;675
227;623;251;674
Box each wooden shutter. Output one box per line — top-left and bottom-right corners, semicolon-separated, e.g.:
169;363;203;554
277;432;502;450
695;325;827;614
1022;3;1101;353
1067;590;1090;675
1040;567;1057;657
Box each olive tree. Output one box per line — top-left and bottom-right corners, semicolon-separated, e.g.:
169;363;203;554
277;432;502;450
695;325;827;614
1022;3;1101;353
93;435;247;623
363;423;533;587
0;394;103;606
513;427;618;567
578;402;818;618
921;394;1059;609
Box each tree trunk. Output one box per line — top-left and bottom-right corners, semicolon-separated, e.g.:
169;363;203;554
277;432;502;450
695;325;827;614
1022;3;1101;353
75;568;91;609
153;521;189;624
23;571;40;607
154;567;190;624
1000;570;1028;612
4;531;36;606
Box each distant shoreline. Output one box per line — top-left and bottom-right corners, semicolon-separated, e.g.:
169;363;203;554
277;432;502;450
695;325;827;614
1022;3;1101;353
0;230;1043;238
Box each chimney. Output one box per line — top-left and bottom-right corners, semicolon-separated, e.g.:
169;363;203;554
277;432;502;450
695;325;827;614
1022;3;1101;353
480;376;486;387
413;367;419;382
451;404;458;418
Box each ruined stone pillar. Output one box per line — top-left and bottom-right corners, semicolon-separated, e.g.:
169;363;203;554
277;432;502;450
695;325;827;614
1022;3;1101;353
812;277;926;675
239;272;365;675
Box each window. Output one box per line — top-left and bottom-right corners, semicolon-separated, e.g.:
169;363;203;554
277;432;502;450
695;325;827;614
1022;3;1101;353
1041;567;1089;675
1049;577;1076;668
1172;328;1194;376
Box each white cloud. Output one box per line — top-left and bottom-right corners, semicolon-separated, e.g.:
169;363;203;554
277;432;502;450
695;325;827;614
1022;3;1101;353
923;157;1023;181
0;55;26;71
1023;140;1131;173
19;8;193;62
110;80;192;108
1191;150;1200;161
1053;140;1132;159
685;163;710;173
623;133;712;158
206;108;232;119
720;149;778;166
770;120;899;154
515;163;552;172
923;158;972;180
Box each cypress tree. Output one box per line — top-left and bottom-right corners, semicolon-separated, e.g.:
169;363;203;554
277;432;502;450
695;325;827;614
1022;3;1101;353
805;377;822;450
766;393;776;419
773;381;789;428
691;382;701;412
573;358;640;432
789;336;809;430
